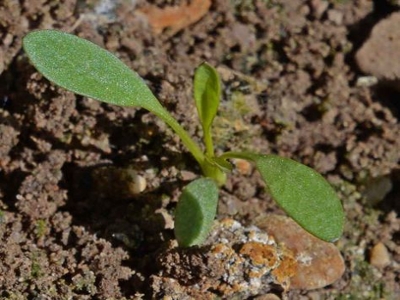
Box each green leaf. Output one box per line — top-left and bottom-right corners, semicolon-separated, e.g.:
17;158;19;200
23;30;207;166
255;154;344;242
194;62;221;131
223;153;344;242
194;62;221;157
174;178;218;247
23;30;166;116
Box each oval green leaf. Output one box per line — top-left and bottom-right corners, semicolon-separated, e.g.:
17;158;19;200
23;30;207;170
23;30;166;115
174;178;218;247
225;153;344;242
256;154;344;242
194;62;221;131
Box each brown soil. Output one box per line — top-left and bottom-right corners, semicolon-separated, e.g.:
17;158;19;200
0;0;399;299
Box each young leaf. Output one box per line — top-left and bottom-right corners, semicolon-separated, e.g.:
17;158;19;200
222;153;344;242
194;62;221;156
22;30;167;117
174;178;218;247
194;62;221;131
23;30;206;165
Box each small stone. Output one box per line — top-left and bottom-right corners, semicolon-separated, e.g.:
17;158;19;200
179;170;197;181
126;169;147;194
92;166;147;198
233;158;253;175
138;0;211;35
356;12;400;88
369;242;391;268
356;76;378;87
255;214;345;290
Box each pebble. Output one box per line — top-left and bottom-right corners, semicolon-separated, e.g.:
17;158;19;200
92;166;147;198
355;76;378;87
126;169;147;194
233;158;253;175
255;214;345;290
179;170;197;181
369;242;391;268
138;0;211;35
356;12;400;88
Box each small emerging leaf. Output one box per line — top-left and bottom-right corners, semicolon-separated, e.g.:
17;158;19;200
194;62;221;132
174;178;218;247
227;153;344;242
23;30;167;117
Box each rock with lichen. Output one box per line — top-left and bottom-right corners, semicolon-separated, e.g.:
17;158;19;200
152;218;297;299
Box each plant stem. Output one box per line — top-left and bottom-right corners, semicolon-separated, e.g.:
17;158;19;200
150;105;227;185
152;108;205;166
203;126;215;158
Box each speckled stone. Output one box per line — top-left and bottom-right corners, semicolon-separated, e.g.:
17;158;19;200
155;218;297;298
255;214;345;290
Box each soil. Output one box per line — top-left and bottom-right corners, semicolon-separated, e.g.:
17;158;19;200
0;0;399;299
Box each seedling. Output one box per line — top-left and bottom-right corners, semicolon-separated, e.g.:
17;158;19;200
23;30;344;247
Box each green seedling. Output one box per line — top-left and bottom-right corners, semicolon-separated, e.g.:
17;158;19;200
23;30;344;247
